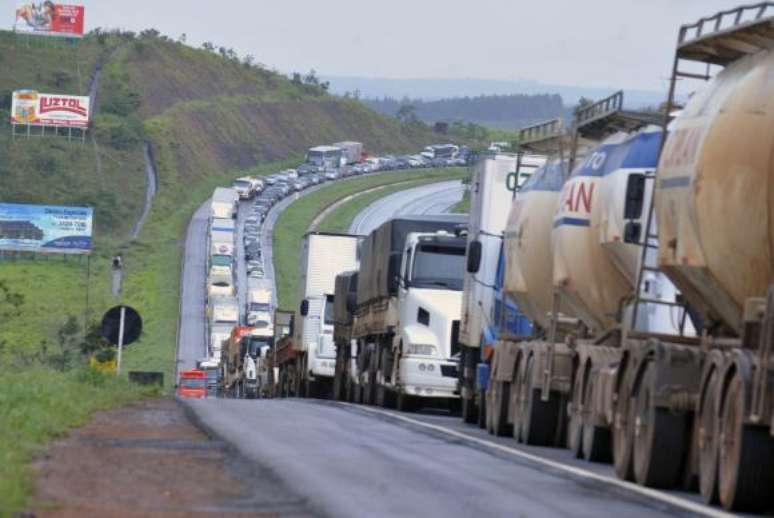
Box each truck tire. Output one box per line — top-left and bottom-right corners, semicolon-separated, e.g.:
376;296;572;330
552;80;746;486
461;394;478;424
582;371;612;462
632;361;688;489
718;372;774;512
491;380;512;437
397;390;416;412
568;366;585;458
698;367;720;504
520;356;560;446
476;390;487;429
613;368;635;481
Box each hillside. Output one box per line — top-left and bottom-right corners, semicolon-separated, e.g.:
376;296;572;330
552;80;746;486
0;29;438;369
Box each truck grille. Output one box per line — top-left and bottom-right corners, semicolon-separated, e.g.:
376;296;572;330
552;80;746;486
450;320;460;357
441;365;458;378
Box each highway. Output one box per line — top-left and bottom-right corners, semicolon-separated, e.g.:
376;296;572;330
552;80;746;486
177;176;725;518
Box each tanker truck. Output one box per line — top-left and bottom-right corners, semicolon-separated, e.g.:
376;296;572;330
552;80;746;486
609;5;774;511
457;153;542;425
488;94;676;455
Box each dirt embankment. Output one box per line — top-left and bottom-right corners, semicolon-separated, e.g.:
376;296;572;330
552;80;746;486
30;399;317;517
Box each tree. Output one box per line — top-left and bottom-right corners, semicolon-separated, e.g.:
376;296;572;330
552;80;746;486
396;104;418;124
573;96;594;116
178;33;187;44
202;41;215;51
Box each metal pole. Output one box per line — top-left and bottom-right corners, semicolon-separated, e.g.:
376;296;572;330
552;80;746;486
84;254;91;332
117;305;126;375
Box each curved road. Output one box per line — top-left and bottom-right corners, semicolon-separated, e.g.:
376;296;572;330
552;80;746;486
178;174;725;518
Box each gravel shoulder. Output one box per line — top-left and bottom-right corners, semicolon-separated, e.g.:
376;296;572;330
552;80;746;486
30;399;317;517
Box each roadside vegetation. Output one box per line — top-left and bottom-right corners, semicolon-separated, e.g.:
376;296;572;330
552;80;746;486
274;167;468;310
451;188;470;213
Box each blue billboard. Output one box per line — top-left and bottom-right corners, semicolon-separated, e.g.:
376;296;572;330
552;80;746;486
0;202;93;254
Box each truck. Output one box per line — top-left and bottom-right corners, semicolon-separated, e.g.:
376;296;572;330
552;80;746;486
207;271;234;299
333;215;468;411
208;295;239;359
275;233;360;398
457;153;541;424
220;326;273;398
196;358;220;395
208;229;235;258
246;279;273;328
421;144;459;161
232;176;259;200
210;187;238;220
332;141;363;165
306;145;343;171
177;369;207;399
332;270;359;401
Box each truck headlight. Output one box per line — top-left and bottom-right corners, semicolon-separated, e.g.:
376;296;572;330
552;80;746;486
406;344;436;356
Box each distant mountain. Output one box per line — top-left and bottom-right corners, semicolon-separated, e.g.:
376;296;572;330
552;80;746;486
323;76;666;110
362;94;566;130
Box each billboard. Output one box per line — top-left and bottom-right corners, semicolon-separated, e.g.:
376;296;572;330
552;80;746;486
0;203;93;254
11;90;90;128
14;2;85;38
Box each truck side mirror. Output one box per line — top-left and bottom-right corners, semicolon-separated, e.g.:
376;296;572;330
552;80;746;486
623;221;641;244
467;241;482;273
300;299;309;316
624;173;646;220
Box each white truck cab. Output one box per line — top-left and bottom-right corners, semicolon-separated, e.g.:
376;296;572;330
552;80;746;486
395;231;466;399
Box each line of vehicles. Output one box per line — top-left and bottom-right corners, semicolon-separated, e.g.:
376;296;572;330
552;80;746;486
264;5;774;513
193;139;470;399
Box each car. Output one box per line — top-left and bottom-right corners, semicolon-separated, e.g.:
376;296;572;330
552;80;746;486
245;216;259;226
297;163;318;176
284;169;299;180
325;171;339;181
248;269;265;279
264;176;278;186
245;249;261;262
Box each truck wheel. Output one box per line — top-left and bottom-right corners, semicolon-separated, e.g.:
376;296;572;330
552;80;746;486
698;367;720;504
476;390;487;429
718;372;774;511
632;361;688;488
568;366;585;458
613;367;635;481
491;380;513;437
582;371;612;462
461;393;478;424
521;356;560;446
397;391;416;412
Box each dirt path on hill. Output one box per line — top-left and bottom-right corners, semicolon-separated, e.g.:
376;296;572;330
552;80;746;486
29;399;317;517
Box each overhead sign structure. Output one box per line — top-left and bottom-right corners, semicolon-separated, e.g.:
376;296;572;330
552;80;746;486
14;2;85;38
11;90;90;129
0;202;93;254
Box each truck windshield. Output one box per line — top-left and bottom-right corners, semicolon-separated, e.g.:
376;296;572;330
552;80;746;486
211;255;231;266
411;243;465;290
249;302;271;312
324;294;335;325
307;151;324;164
180;378;206;389
248;338;272;357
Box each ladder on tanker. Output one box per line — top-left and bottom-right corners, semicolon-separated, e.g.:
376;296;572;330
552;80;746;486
629;2;774;338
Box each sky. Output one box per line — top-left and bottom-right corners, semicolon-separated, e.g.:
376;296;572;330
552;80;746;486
3;0;751;93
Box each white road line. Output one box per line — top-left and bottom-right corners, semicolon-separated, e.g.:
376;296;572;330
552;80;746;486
348;404;735;518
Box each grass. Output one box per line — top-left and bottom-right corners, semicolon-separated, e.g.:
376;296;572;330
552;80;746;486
451;188;470;213
0;368;158;516
274;167;468;310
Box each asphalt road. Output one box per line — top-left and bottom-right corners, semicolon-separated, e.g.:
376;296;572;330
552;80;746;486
178;175;729;518
349;180;464;235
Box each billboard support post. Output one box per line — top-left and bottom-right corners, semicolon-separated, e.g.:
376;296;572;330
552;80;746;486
84;253;91;334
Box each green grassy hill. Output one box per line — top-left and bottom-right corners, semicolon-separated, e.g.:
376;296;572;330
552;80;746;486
0;29;437;369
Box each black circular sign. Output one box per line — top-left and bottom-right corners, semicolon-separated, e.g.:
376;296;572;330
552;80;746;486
100;305;143;346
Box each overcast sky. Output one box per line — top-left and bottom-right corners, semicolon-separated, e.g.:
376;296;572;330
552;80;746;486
3;0;748;92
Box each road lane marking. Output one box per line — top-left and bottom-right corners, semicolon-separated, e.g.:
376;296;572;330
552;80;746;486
348;404;734;518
